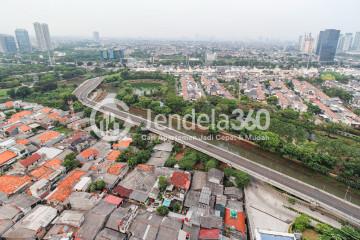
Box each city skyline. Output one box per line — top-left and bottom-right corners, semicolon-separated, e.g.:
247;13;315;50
0;0;359;41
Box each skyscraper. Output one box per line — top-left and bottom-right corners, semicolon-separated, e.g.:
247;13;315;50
337;33;353;52
15;29;32;53
316;29;340;63
0;34;17;53
33;22;52;51
352;32;360;50
299;33;315;54
93;31;100;43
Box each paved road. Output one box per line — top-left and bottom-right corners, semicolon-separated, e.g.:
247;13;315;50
75;77;360;227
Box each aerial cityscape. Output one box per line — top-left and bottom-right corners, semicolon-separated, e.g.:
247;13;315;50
0;0;360;240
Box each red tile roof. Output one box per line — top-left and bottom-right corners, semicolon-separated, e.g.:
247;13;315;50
4;101;14;109
107;163;125;175
8;110;32;123
224;208;246;234
106;150;121;161
136;164;154;172
170;171;190;190
112;185;133;198
0;150;17;165
19;153;41;167
112;138;132;149
29;159;62;180
79;148;99;159
16;139;30;145
19;124;31;132
0;175;31;195
104;194;123;206
198;228;220;240
47;169;85;202
37;130;61;144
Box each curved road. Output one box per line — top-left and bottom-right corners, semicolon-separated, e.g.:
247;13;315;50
75;77;360;227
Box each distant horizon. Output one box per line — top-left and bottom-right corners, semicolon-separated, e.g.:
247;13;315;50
1;0;359;41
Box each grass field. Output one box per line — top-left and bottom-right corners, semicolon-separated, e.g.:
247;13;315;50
0;89;9;98
124;80;164;89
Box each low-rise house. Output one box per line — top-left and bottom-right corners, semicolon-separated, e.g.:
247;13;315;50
170;171;191;191
117;165;158;203
207;168;224;185
29;179;51;199
103;194;123;207
29;158;65;184
64;131;92;152
35;147;63;160
77;147;99;162
215;195;227;218
95;228;127;240
3;205;57;240
5;193;40;214
105;205;138;233
157;216;183;240
52;210;85;228
224;187;243;200
0;150;18;172
0;205;24;236
199;187;212;207
112;137;132;150
76;201;116;240
198;228;221;240
43;224;78;240
129;211;164;240
73;176;92;192
106;150;121;161
16;153;42;171
0;175;32;197
30;130;64;147
191;171;207;191
46;169;86;204
68;191;102;211
224;207;246;239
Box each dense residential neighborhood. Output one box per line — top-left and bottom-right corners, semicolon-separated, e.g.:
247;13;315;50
1;2;360;238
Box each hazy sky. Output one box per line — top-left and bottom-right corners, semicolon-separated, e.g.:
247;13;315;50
0;0;359;41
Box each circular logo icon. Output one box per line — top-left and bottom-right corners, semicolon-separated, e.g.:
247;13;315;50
89;97;134;142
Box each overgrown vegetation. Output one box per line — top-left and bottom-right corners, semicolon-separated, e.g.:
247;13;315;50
62;153;81;172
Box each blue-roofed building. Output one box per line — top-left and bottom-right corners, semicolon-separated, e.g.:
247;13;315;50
256;229;298;240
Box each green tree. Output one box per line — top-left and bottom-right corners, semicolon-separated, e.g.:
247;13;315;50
156;206;169;216
62;153;81;172
205;159;219;171
95;180;106;190
293;214;311;232
16;86;32;98
173;202;181;212
158;176;168;192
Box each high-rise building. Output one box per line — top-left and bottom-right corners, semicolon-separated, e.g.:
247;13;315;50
353;32;360;50
100;48;126;63
0;34;17;53
15;29;32;53
33;22;52;51
299;33;315;54
93;31;100;43
337;33;353;52
316;29;340;63
298;35;304;51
